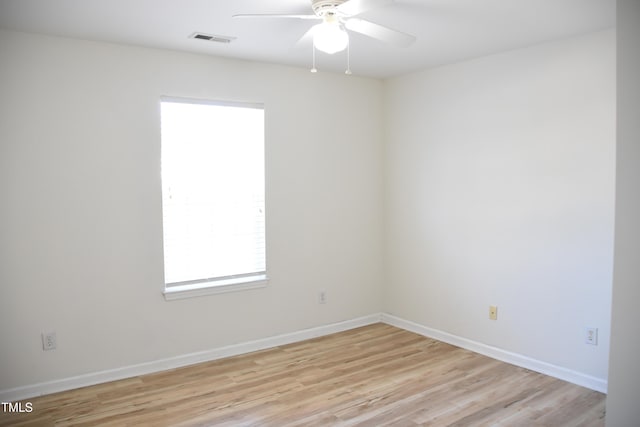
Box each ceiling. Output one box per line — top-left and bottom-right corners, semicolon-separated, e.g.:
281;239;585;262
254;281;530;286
0;0;616;78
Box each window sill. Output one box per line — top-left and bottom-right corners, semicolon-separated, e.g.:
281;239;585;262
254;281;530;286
163;274;268;301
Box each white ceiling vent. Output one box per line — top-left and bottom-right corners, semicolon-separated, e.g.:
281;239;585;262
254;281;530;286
189;32;236;44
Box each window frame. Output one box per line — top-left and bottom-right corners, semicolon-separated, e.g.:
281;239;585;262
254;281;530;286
159;96;268;301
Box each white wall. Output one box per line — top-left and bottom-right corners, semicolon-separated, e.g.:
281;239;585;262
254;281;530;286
0;30;384;391
606;0;640;424
383;31;616;382
0;27;618;398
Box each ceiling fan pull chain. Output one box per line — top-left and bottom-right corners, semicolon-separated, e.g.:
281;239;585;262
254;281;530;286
311;45;318;73
345;37;352;75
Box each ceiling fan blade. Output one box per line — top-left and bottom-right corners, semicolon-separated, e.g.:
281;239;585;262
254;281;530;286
233;14;320;20
295;26;317;48
336;0;395;16
345;18;415;47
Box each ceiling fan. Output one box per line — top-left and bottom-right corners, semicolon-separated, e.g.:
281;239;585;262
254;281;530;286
234;0;416;58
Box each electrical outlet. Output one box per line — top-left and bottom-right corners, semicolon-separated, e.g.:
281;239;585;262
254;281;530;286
489;306;498;320
42;332;57;351
585;327;598;345
318;290;327;304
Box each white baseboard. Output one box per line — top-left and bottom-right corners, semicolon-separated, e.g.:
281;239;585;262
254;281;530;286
381;313;607;393
1;312;606;402
0;314;382;402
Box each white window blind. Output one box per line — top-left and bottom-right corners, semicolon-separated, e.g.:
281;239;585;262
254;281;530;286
160;97;265;292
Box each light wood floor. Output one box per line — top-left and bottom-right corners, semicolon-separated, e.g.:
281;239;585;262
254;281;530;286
0;323;605;426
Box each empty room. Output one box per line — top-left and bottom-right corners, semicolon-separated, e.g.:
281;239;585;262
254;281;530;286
1;0;639;425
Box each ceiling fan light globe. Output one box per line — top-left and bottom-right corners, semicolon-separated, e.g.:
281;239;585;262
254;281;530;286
313;22;349;54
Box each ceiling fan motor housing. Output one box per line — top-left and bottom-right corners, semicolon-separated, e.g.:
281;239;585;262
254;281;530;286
312;0;347;17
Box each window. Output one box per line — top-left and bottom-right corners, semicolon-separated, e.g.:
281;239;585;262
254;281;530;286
160;97;266;300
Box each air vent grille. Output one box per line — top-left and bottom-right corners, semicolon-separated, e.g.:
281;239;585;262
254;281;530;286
189;32;236;44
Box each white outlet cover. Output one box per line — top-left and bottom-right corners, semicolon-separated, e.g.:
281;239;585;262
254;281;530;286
585;327;598;345
42;332;57;351
318;291;327;304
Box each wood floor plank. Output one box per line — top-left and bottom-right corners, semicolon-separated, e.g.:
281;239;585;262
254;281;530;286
0;323;605;426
